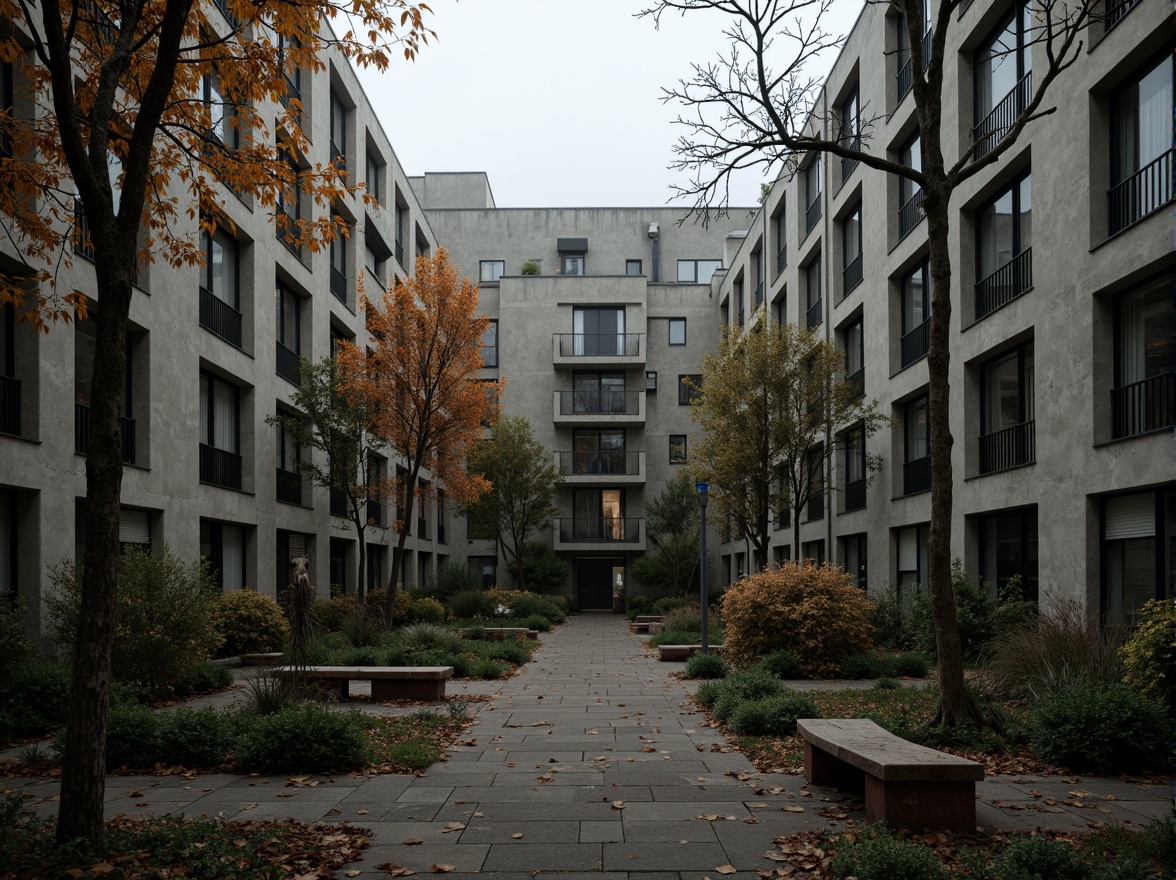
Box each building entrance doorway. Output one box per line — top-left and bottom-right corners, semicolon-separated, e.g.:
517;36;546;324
576;556;623;609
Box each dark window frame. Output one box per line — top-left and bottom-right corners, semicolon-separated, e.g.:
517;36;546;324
669;434;688;464
668;318;687;346
678;373;702;406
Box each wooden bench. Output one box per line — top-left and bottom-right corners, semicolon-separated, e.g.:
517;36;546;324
797;718;983;831
657;644;724;661
457;627;538;641
271;666;453;701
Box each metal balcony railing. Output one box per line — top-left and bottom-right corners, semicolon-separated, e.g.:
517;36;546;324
899;188;925;239
754;280;764;310
1112;372;1175;439
1108;149;1173;235
841;146;859;183
1105;0;1140;29
775;243;787;278
901;317;930;367
276;468;302;505
330;485;348;517
199;286;242;347
903;455;931;495
0;374;20;436
845;478;867;511
200;442;242;489
330;265;347;303
843;253;863;294
846;367;864;399
276;341;301;385
973;73;1032;159
557;450;642;476
558;517;641;543
806;298;822;329
555;333;642;357
805;197;822;234
979;420;1035;474
896;30;930;102
975;248;1032;319
557;390;642;416
74;403;136;463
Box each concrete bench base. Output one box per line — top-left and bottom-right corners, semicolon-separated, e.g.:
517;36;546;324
658;644;724;661
272;666;453;701
798;718;983;831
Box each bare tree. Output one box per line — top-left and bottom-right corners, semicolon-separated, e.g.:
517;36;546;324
641;0;1098;727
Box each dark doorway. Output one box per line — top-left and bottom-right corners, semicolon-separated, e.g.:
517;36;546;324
577;556;622;610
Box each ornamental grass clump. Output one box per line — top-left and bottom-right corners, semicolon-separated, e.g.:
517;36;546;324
720;561;873;677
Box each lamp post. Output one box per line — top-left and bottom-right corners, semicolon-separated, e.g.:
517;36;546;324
696;482;709;655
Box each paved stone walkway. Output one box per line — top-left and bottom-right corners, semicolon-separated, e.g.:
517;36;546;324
3;612;1172;878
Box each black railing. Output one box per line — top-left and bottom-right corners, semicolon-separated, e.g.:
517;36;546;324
74;199;95;260
901;317;930;368
330;265;347;303
200;442;242;489
805;198;822;234
276;467;302;505
0;374;20;436
904;455;931;495
330;485;348;517
74;403;135;463
1108;149;1173;235
1105;0;1140;29
555;333;642;357
807;491;824;522
737;307;746;326
212;0;238;27
899;188;925;239
843;253;863;294
276;341;301;385
973;73;1032;159
775;243;787;278
366;499;384;526
806;298;822;329
845;479;867;511
980;420;1035;474
275;208;301;258
846;368;864;399
897;53;913;103
558;517;641;543
1112;372;1176;439
395;239;404;266
754;280;764;310
841;148;859;184
557;390;642;416
199;286;242;347
557;450;642;476
975;248;1032;319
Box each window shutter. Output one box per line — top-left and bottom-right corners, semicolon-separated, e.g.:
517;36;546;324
288;533;307;559
119;509;151;544
1105;494;1154;540
898;528;917;572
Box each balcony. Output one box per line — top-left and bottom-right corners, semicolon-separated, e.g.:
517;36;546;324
1108;149;1173;235
903;455;931;495
556;450;645;484
276;467;302;505
901;317;930;368
806;298;822;330
975;248;1032;320
846;368;864;400
1112;372;1175;439
805;198;822;235
200;442;242;490
552;333;644;368
897;29;932;103
555;517;644;551
199;286;243;348
0;374;20;436
330;485;348;517
899;188;925;240
845;478;866;511
843;254;863;295
276;341;301;386
979;420;1035;474
554;390;645;426
330;265;347;303
973;73;1032;160
74;403;136;464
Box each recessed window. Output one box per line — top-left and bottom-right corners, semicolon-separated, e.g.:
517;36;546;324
1109;53;1173;234
979;507;1038;601
668;319;686;346
329;89;347;171
898;132;924;239
365;148;383;203
480;320;498;368
976;170;1032;319
1112;276;1175;438
980;341;1035;474
895;524;929;588
678;374;702;406
669;435;688;464
199;371;242;490
842;202;863;294
480;260;505;283
900;260;931;368
199;228;242;347
561;254;585;276
677;259;723;283
804;158;823;233
625;259;643;276
903;394;930;496
805;258;822;329
974;1;1032;158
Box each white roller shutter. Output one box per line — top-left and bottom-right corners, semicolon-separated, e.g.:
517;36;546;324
1105;493;1154;540
288;533;306;559
897;528;917;572
119;508;151;544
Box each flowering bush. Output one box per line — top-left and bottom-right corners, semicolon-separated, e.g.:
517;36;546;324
720;561;873;677
212;589;290;657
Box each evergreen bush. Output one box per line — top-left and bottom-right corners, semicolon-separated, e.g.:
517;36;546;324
684;652;728;679
830;825;947;880
1030;682;1170;772
728;691;818;735
236;703;366;773
213;588;290;657
1120;598;1176;706
758;650;804;680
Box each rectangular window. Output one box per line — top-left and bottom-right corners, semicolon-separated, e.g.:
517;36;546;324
1109;53;1173;234
804;158;823;233
976;170;1032;319
480;319;498;368
572;488;626;541
561;254;585;276
896;524;930;588
898;132;924;239
200;519;245;590
842;533;867;590
900;260;931;367
1103;490;1171;626
805;258;822;329
843;317;863;397
903;394;930;495
329;89;347;170
275;417;301;505
572;307;626;356
973;1;1032;158
774;205;787;276
199;371;242;489
676;259;723;284
842;202;863;294
735;278;745;325
678;374;702;406
844;427;866;511
275;282;301;385
645;371;657;393
1112;275;1175;438
0;62;13;158
480;260;505;283
330;228;347;302
571;428;626;475
669;434;687;464
201;70;237;147
572;371;627;415
979;507;1038;601
365;148;382;203
625;259;643;276
470;555;497;588
801;540;825;565
199;228;242;347
275;147;302;255
668;318;686;346
839;85;860;181
806;445;824;521
980;341;1035;474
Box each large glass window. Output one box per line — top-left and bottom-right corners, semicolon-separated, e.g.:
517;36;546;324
479;260;505;283
976;171;1032;318
774;205;787;276
1110;54;1173;233
805;258;822;329
1113;276;1175;438
973;1;1032;157
572;429;625;475
677;259;723;283
200;520;245;590
200;373;239;455
900;260;930;367
1103;491;1174;626
842;533;867;590
480;319;498;368
201;229;238;308
276;282;299;353
573;307;625;356
329;89;347;169
844;426;866;511
572;488;626;541
843;316;864;394
365;149;382;203
980;341;1035;473
903;394;930;495
842;202;862;293
573;371;626;414
979;507;1038;601
898;132;923;238
201;70;236;147
804;158;823;233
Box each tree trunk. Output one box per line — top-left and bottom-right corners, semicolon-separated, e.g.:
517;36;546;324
386;470;420;621
355;512;367;605
55;267;134;845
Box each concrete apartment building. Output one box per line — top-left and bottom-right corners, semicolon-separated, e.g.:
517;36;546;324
1;0;1171;631
711;0;1173;624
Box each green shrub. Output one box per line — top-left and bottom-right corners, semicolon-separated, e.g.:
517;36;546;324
873;677;900;690
831;825;947;880
995;834;1092;880
429;559;483;600
519;260;540;275
511;595;566;624
870;584;919;651
340;603;384;647
712;690;743;722
841;653;887;679
398;623;464;653
102;703;163;770
648;629;704;647
1030;682;1170;772
891;652;929;678
462;625;487;641
471;658;510;679
520;613;552;632
156;708;233;768
505;542;569;593
662;606;704;633
480;639;530;666
0;597;34;679
213;588;290;657
179;662;234;694
685;652;729;679
0;664;73;742
759;650;804;680
236;703;366;773
1121;598;1176;706
694;681;723;708
627;595;653;619
48;547;222;696
448;589;496;620
728;692;819;736
311;595;357;632
911;561;1036;662
711;669;784;721
405;596;447;625
339;646;383;666
652;596;690;616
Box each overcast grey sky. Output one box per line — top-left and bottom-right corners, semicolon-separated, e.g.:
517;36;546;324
356;0;863;209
